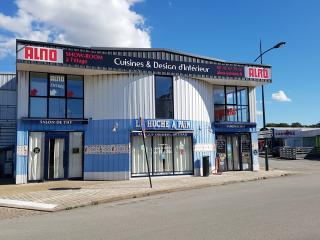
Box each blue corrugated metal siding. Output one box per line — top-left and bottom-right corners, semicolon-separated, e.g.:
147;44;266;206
16;118;219;181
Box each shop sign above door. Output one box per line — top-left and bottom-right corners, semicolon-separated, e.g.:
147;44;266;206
133;119;192;131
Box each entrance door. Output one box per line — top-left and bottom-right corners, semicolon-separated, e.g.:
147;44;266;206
226;136;240;171
45;133;68;180
217;134;251;171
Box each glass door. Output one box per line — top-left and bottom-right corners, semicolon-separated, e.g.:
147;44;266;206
217;134;241;171
45;133;68;180
48;138;65;179
226;136;234;170
232;136;240;170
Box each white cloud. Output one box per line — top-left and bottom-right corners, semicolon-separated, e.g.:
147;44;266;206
271;90;291;102
0;0;151;59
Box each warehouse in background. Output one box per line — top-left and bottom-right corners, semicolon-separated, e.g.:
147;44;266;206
258;127;320;159
0;73;16;181
14;39;272;184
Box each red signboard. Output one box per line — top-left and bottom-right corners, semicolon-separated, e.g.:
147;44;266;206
245;66;271;80
17;45;63;63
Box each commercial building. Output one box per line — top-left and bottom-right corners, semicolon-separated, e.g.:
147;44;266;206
14;39;271;184
259;127;320;150
0;73;16;181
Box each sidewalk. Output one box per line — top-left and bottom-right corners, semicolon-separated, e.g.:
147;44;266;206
0;169;292;213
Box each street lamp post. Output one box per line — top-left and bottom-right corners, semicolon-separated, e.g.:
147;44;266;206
254;40;286;171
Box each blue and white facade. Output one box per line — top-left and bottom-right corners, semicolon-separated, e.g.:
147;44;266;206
15;39;272;184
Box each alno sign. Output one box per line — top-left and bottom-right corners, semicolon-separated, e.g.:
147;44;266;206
17;42;272;81
17;45;63;63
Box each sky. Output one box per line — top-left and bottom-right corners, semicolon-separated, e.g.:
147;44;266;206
0;0;319;127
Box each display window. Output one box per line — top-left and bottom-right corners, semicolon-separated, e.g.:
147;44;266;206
29;72;84;119
131;134;193;176
213;86;250;122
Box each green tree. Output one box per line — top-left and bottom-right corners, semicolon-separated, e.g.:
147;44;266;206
291;122;303;127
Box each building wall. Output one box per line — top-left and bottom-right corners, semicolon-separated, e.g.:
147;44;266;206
16;71;258;183
0;73;16;149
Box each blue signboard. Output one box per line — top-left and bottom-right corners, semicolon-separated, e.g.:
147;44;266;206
214;122;256;132
133;119;192;131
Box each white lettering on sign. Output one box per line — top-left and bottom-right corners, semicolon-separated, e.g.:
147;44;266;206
114;58;144;67
39;120;72;125
17;44;63;63
84;144;130;154
135;119;191;130
147;120;170;128
245;66;271;79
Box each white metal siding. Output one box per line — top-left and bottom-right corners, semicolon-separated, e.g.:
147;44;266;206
85;74;154;120
17;71;29;119
174;76;213;122
0;74;16;90
249;87;256;122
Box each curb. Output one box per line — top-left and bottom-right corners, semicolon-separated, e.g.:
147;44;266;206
53;171;293;212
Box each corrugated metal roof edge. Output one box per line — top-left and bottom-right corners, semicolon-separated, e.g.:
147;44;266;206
16;39;271;68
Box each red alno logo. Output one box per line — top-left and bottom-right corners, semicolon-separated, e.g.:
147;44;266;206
247;67;270;79
25;46;58;62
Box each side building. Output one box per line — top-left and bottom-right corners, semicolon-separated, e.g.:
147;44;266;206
15;39;271;184
0;73;16;181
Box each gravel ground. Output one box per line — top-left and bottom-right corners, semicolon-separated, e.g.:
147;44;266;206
0;207;45;220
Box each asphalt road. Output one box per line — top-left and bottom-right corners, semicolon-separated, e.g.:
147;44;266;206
1;158;320;240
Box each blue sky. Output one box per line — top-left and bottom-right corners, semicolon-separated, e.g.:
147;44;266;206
0;0;319;126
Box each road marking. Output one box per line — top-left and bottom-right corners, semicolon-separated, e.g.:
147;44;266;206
0;199;57;210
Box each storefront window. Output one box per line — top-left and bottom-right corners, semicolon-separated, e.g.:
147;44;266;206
214;86;250;122
67;99;83;118
131;134;193;176
173;137;193;173
131;136;152;175
155;75;174;119
30;73;47;96
30;97;47;118
213;86;225;104
216;134;252;171
153;136;173;174
49;75;65;97
67;75;83;98
49;98;65;118
29;72;84;119
226;87;236;104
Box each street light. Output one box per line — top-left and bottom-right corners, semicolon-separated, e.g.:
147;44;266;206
254;40;286;171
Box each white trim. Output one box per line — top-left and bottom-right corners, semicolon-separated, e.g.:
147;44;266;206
0;199;57;210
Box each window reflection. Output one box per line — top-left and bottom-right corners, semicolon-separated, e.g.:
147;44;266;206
49;98;65;118
155;76;173;119
29;72;84;119
214;86;249;122
30;97;47;117
30;73;47;96
67;99;83;118
67;75;83;98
